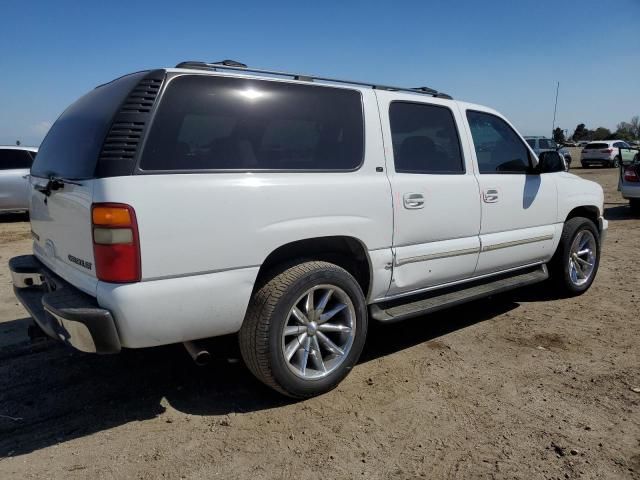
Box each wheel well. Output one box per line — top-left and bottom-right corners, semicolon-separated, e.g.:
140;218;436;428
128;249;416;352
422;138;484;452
256;236;371;297
566;206;599;228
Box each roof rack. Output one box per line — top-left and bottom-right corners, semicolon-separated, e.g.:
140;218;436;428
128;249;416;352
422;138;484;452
174;60;453;99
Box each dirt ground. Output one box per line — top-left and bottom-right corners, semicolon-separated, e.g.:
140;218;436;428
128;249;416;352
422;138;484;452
0;160;638;479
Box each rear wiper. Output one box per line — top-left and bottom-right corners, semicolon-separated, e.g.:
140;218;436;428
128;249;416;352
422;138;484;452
34;176;83;197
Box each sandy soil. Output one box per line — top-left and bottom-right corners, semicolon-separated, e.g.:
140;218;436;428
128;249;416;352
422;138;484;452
0;165;638;479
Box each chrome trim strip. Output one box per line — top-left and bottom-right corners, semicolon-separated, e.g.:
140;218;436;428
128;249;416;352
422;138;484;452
395;246;480;267
373;261;545;303
481;234;553;253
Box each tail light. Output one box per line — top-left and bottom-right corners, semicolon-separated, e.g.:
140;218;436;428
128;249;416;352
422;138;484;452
624;167;639;183
91;203;141;282
602;148;613;153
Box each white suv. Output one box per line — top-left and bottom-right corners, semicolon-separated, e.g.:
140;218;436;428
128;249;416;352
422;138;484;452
10;62;607;397
581;140;630;168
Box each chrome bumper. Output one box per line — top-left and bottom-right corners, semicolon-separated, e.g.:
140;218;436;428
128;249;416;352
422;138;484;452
9;255;121;354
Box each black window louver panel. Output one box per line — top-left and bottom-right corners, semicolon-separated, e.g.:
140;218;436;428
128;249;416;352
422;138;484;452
97;70;165;177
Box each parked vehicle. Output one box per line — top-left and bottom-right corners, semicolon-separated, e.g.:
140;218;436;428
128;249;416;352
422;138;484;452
524;136;571;168
581;140;630;168
578;141;590;148
9;62;607;398
0;146;37;213
562;141;577;147
618;149;640;213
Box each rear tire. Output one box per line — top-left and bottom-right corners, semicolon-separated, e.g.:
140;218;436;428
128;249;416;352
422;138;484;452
239;260;368;398
612;156;621;168
548;217;600;296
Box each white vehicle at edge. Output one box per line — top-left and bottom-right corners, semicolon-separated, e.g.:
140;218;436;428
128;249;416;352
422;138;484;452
10;61;607;398
0;146;37;212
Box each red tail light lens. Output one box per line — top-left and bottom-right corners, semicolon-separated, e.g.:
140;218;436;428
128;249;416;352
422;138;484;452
602;148;613;153
92;203;141;282
624;168;639;183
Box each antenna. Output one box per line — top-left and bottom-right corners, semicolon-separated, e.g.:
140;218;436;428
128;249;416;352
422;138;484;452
551;81;560;139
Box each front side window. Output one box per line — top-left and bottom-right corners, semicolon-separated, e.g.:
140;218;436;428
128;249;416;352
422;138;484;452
0;149;34;170
466;110;531;174
389;102;464;174
140;75;364;171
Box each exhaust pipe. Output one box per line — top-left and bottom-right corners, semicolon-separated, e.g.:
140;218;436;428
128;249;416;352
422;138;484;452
183;341;211;366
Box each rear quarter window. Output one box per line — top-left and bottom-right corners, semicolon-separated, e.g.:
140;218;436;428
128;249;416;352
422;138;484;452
139;75;364;171
31;71;148;179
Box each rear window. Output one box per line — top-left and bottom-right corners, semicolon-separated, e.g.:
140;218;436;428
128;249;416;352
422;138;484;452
0;149;34;170
584;143;609;150
31;71;148;179
139;75;364;171
525;139;536;148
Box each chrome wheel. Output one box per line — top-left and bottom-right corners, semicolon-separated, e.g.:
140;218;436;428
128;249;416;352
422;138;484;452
281;284;356;380
568;230;597;287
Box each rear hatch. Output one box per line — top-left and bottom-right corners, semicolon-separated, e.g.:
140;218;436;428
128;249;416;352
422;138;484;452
582;142;610;159
29;70;163;295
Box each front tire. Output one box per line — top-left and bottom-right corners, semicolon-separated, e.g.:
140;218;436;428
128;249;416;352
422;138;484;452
549;217;600;296
239;261;368;398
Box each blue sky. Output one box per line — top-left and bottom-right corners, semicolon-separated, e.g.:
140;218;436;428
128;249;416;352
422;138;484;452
1;0;638;146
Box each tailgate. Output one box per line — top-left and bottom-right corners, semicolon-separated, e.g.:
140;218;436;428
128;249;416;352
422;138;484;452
30;178;98;295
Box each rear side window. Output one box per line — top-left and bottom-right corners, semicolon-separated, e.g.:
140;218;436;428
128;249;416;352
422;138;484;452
539;139;554;149
584;143;609;150
466;110;531;174
0;149;34;170
31;71;148;179
389;102;464;174
140;75;364;171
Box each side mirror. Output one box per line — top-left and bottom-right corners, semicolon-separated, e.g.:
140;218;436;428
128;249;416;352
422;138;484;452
538;151;567;173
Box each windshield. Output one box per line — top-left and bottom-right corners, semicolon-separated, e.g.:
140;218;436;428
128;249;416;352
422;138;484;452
31;72;147;179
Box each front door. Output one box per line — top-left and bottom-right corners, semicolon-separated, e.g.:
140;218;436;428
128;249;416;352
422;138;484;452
463;109;558;275
376;92;481;297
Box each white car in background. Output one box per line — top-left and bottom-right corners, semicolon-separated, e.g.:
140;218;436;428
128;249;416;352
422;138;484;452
0;146;37;213
580;140;630;168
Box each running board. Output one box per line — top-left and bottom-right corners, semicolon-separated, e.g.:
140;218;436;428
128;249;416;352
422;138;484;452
370;265;548;323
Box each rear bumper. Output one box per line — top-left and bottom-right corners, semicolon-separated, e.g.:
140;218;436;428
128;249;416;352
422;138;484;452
9;255;121;354
621;184;640;199
599;216;608;244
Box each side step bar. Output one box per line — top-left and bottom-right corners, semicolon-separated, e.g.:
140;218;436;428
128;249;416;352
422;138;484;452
370;265;548;323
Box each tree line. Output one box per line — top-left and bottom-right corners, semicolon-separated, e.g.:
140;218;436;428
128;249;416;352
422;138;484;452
553;116;639;143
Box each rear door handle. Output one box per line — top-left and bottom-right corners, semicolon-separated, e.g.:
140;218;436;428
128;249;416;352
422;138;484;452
403;193;424;209
483;188;499;203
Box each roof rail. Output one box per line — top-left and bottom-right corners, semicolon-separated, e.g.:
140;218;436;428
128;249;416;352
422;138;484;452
174;60;453;99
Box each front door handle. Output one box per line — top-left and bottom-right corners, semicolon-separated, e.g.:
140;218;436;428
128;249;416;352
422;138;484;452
483;188;499;203
403;193;424;209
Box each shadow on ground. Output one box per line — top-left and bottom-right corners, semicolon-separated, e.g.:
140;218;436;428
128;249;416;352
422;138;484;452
0;291;529;457
604;203;638;221
0;212;29;223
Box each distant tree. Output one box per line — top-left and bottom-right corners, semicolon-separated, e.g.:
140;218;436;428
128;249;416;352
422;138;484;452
630;115;639;138
612;122;636;141
15;140;20;146
592;127;611;141
553;127;565;143
573;123;589;141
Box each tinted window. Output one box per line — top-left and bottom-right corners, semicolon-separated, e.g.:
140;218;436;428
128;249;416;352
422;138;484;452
540;139;556;149
31;71;148;179
0;149;34;170
584;143;608;150
140;76;364;171
525;139;536;148
389;102;464;174
466;111;531;173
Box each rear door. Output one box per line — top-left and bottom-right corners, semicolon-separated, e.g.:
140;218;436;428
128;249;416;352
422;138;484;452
29;71;150;295
376;91;481;297
0;149;33;210
463;109;558;275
